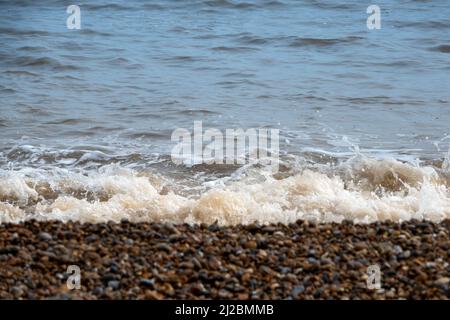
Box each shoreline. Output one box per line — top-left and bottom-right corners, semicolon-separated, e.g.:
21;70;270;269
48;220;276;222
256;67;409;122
0;219;449;299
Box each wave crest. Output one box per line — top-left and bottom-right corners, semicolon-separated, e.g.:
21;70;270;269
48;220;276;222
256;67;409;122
0;157;449;225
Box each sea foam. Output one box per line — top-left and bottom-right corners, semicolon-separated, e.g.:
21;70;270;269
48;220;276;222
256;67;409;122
0;156;449;225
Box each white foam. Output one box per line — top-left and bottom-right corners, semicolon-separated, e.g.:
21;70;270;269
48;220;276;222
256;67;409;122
0;158;449;225
0;175;38;204
0;202;26;223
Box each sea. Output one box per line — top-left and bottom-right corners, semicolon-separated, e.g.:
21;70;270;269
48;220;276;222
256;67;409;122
1;0;450;224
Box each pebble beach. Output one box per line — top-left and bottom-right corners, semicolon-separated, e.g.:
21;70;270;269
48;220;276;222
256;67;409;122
0;219;448;300
2;0;450;303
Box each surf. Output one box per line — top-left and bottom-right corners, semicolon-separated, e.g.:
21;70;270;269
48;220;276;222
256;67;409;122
1;153;449;225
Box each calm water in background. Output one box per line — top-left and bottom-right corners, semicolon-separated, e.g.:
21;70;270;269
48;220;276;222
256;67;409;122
0;0;450;224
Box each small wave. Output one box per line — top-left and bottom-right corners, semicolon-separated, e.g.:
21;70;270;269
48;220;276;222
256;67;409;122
211;46;259;52
175;109;221;116
162;55;207;63
0;27;51;36
14;56;59;67
82;4;134;11
142;3;165;10
193;34;224;40
55;42;84;51
338;96;421;106
264;1;285;8
395;21;450;30
106;57;131;65
124;131;171;140
53;64;84;71
52;75;82;81
431;45;450;53
4;145;110;168
305;1;354;10
288;36;362;48
23;107;55;116
169;26;189;33
375;60;421;68
0;87;16;94
17;46;48;52
12;56;82;71
236;35;271;45
45;119;84;125
216;79;270;88
1;156;450;225
204;0;256;9
3;70;39;77
223;72;256;78
80;28;114;37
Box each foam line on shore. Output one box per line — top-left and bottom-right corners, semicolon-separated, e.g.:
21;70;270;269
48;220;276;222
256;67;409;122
0;156;449;225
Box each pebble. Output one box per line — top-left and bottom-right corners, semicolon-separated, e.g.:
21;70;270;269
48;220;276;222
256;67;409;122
434;277;450;287
10;286;24;298
244;240;257;250
139;279;155;289
0;246;19;255
0;219;448;299
107;281;120;290
154;243;171;252
38;232;52;241
292;285;305;297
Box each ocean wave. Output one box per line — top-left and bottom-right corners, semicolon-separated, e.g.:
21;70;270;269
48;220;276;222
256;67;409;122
211;46;260;52
2;70;39;77
288;36;362;48
12;56;83;71
1;155;449;225
431;45;450;53
204;0;256;9
81;4;134;11
0;27;51;37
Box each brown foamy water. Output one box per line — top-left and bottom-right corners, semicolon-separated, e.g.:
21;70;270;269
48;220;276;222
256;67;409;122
1;155;450;225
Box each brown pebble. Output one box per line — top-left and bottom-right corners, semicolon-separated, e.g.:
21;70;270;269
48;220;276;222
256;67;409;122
244;240;257;249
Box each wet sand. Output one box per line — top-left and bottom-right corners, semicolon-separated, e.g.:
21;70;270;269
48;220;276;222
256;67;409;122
0;219;448;299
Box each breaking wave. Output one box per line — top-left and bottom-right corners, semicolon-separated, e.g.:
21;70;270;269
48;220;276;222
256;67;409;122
1;154;449;225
